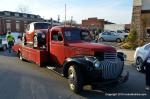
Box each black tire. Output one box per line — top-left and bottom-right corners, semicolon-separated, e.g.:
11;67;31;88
68;65;83;93
3;44;7;51
33;35;38;48
22;34;26;46
136;57;144;72
18;52;24;61
116;38;121;43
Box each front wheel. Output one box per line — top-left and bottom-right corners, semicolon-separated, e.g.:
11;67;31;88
33;36;38;48
68;65;83;93
136;57;144;72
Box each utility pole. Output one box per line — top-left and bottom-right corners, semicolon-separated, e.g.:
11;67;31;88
58;15;60;22
50;18;53;27
65;4;66;26
71;16;73;26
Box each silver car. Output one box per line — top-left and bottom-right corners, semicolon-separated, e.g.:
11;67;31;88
98;32;124;43
0;36;7;50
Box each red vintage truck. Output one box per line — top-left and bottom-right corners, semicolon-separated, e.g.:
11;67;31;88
13;25;129;93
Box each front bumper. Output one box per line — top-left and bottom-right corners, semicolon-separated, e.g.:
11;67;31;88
85;70;129;85
84;57;129;84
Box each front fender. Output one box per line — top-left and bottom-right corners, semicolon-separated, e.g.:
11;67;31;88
63;57;94;77
117;52;125;61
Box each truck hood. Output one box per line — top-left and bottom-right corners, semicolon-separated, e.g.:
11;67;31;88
68;42;116;53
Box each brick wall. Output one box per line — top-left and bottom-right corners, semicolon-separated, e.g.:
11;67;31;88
82;17;104;30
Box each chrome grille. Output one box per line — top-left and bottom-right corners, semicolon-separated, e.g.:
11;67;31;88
99;58;123;79
104;53;117;61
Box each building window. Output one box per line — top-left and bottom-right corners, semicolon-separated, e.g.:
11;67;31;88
6;22;11;32
24;21;28;29
6;20;11;22
30;15;34;18
5;12;10;16
37;15;41;19
23;14;27;18
15;13;19;17
16;21;20;32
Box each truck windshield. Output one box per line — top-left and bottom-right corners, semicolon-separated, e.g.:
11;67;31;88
34;23;50;29
64;29;91;42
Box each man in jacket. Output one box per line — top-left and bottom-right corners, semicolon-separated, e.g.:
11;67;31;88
7;32;15;53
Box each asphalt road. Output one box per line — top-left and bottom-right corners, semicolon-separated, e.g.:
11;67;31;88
0;50;149;99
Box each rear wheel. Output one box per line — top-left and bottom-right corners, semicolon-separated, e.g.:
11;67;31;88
22;34;26;46
99;37;104;42
136;57;144;72
3;44;7;51
68;65;83;93
116;38;121;43
19;52;24;61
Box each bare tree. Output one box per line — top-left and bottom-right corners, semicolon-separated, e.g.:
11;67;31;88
16;5;31;13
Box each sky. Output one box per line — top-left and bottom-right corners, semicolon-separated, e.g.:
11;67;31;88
0;0;133;24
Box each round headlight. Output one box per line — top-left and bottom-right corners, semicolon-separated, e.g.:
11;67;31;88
94;60;100;68
42;34;46;38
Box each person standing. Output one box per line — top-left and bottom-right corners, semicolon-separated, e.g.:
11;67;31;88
7;32;15;53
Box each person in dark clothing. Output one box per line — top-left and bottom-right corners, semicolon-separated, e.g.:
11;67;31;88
145;58;150;91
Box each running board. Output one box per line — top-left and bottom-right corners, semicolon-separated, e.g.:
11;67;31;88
47;66;64;76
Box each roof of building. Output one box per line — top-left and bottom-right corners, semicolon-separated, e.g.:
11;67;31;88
0;11;41;19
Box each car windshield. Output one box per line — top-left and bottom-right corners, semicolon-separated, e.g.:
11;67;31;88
64;29;91;42
34;23;50;29
11;32;21;38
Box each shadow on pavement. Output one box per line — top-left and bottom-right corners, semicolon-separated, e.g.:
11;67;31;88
80;84;149;99
0;50;17;57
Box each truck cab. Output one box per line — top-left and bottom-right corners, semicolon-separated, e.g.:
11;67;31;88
48;26;128;93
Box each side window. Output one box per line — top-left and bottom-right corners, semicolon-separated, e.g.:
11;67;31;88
81;31;91;41
144;44;150;50
52;33;58;41
52;30;63;41
117;30;122;33
102;32;107;35
107;33;111;35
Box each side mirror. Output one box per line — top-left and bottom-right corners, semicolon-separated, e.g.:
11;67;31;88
147;58;150;63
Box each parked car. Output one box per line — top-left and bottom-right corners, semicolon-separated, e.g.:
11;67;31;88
10;32;22;44
23;22;51;47
98;32;124;42
111;30;129;38
134;43;150;72
0;36;7;50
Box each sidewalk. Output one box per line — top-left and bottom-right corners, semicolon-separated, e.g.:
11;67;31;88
118;49;135;62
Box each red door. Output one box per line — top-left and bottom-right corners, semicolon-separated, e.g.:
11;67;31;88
50;29;65;65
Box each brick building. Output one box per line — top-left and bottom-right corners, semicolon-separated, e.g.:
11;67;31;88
82;17;114;32
131;0;150;41
0;11;43;35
